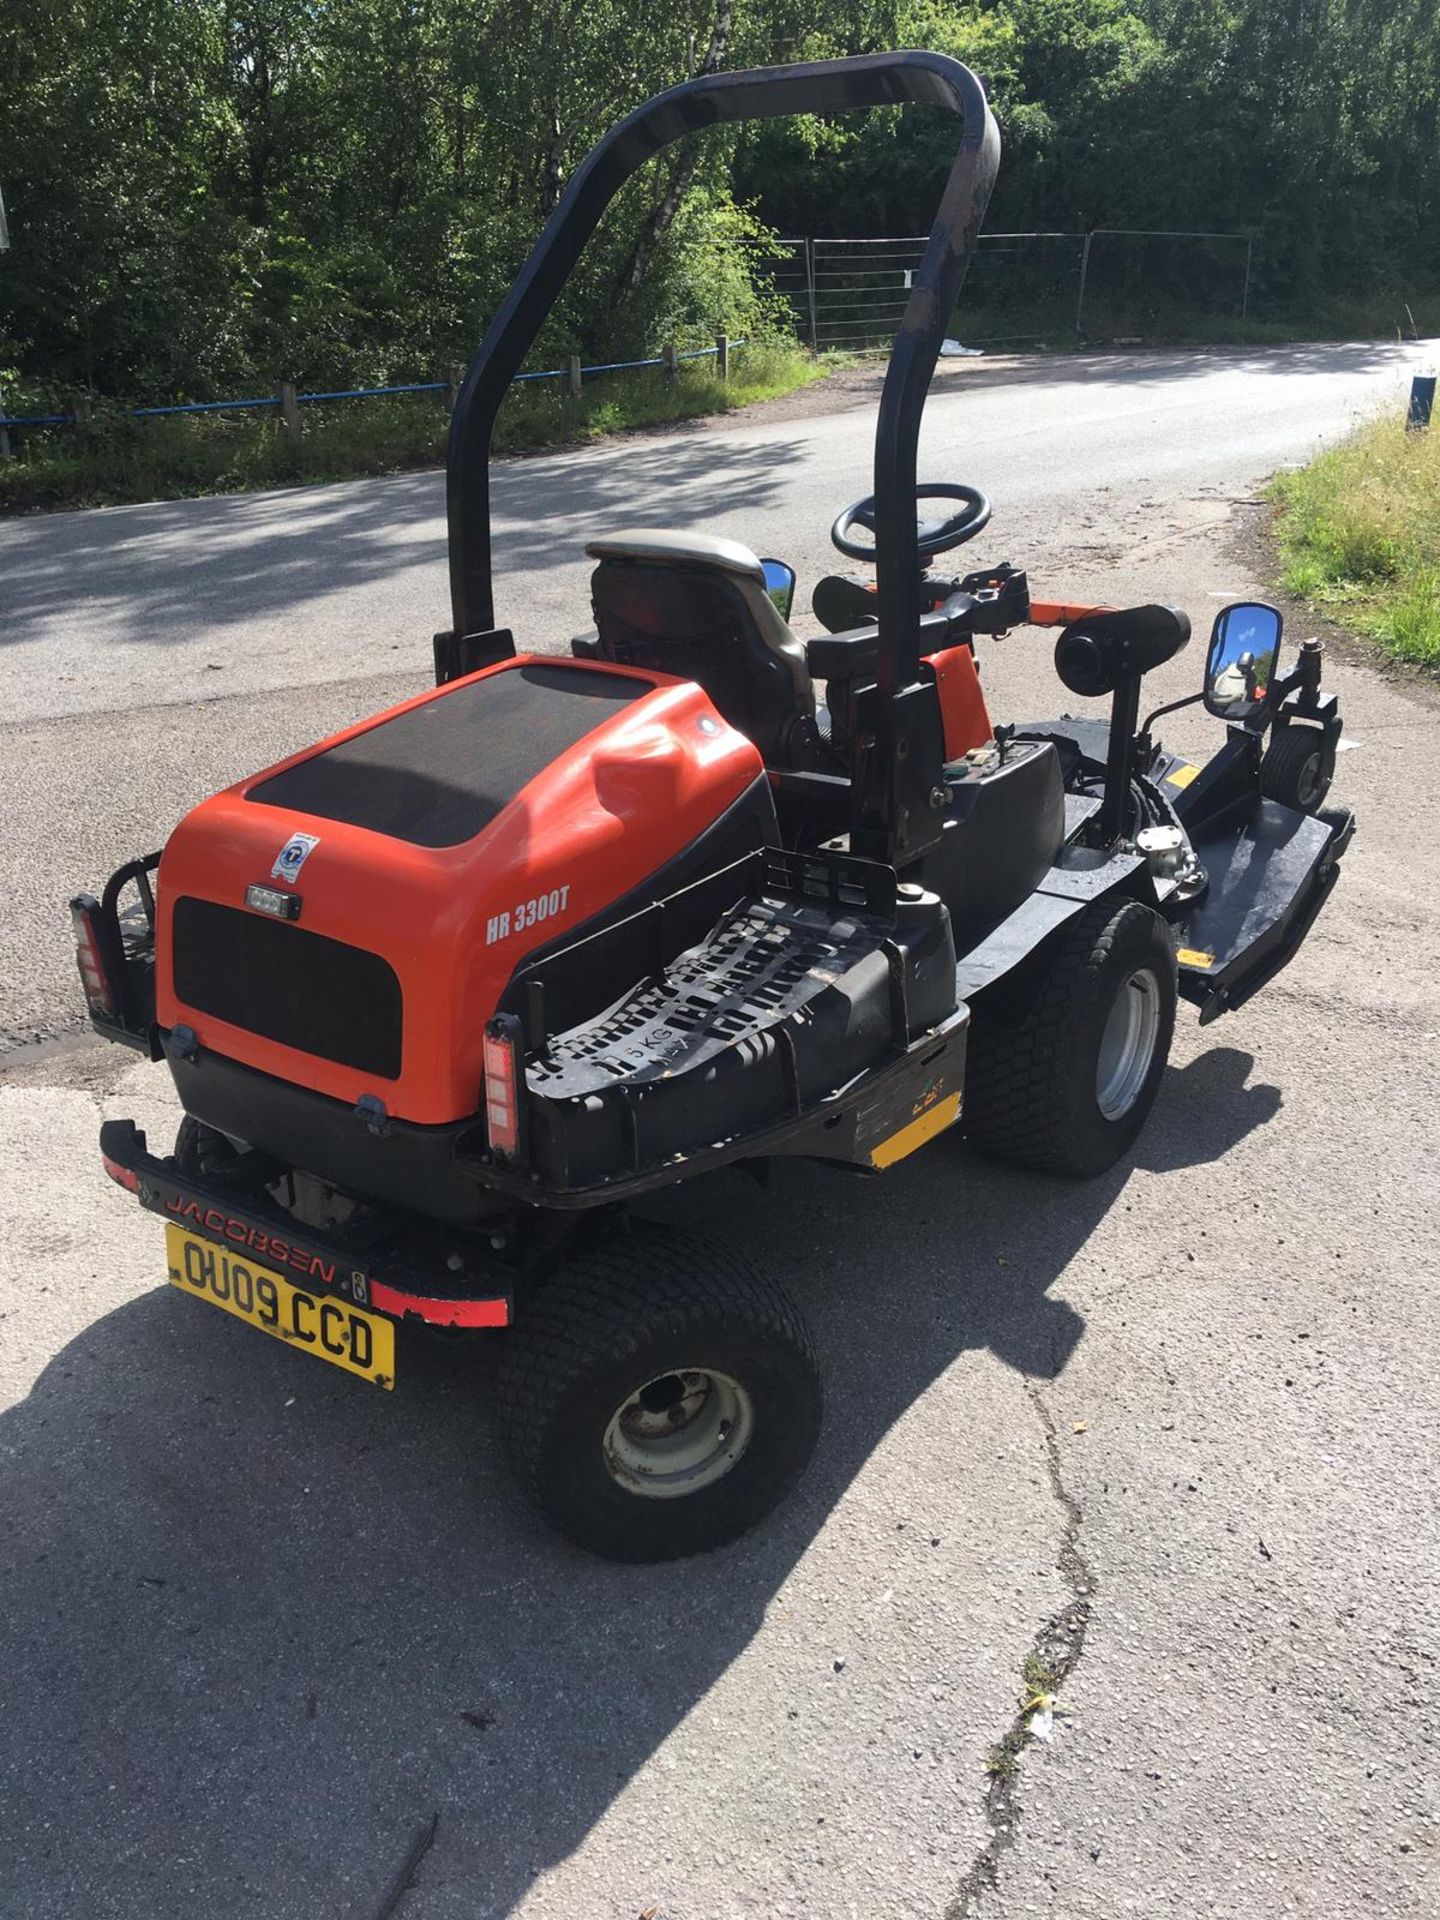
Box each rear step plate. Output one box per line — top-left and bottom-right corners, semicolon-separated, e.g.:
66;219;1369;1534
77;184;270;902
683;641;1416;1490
501;847;963;1193
529;894;891;1100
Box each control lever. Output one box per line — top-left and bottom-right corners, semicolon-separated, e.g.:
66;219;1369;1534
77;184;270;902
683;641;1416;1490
939;588;979;640
925;562;1030;635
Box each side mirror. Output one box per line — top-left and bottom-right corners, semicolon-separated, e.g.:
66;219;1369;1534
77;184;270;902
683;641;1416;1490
761;558;796;622
1205;601;1282;721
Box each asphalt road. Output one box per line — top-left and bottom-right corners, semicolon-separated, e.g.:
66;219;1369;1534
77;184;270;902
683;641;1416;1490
1;342;1437;1919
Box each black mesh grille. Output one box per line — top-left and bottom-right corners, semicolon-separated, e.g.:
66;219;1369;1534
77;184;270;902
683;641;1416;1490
172;897;402;1079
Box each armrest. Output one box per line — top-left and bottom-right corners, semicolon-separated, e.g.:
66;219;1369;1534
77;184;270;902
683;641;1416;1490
806;604;969;681
804;624;880;680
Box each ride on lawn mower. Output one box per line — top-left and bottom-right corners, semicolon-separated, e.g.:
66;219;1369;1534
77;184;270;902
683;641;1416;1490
73;53;1353;1561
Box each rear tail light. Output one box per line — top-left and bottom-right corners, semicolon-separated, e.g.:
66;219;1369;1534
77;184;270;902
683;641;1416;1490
70;895;115;1016
482;1016;524;1161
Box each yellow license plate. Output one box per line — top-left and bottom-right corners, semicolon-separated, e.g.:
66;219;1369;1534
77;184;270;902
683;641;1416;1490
166;1224;395;1388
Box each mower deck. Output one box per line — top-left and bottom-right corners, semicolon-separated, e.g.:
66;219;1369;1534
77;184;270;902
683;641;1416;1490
1179;801;1354;1020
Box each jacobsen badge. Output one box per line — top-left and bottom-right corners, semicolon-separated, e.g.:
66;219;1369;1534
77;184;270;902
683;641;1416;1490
271;831;320;883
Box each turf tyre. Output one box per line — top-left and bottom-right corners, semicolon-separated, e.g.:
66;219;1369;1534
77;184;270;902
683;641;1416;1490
497;1230;822;1561
963;898;1176;1177
1260;725;1333;812
174;1115;232;1176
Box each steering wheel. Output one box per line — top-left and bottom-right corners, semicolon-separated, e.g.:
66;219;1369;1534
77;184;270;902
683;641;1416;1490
830;483;992;562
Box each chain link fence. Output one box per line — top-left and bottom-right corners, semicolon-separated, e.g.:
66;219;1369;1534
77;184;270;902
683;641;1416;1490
747;228;1254;351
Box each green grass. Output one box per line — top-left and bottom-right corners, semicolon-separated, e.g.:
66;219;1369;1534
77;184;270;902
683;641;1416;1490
1271;410;1440;670
0;341;823;515
1021;1652;1060;1698
985;1729;1025;1780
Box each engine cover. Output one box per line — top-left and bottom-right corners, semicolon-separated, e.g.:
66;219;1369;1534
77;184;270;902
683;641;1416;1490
156;655;768;1123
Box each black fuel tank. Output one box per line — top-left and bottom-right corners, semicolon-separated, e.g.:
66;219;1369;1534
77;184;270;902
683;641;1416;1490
917;739;1066;949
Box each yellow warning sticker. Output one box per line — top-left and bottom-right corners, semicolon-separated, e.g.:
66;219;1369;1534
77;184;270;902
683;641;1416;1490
870;1092;962;1170
1167;763;1200;790
1176;947;1214;968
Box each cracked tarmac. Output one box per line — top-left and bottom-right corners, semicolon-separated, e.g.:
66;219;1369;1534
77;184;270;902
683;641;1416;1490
948;1383;1096;1919
1;342;1437;1917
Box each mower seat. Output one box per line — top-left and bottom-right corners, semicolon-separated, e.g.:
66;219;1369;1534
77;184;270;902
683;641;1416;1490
583;530;821;768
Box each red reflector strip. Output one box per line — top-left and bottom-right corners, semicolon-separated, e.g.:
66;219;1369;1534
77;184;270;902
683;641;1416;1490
367;1282;509;1329
101;1154;140;1194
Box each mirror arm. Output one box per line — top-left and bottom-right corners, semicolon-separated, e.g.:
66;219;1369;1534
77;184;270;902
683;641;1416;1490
1140;688;1206;736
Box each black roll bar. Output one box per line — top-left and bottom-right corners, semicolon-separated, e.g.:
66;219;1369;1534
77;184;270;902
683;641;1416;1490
449;52;997;655
446;53;998;863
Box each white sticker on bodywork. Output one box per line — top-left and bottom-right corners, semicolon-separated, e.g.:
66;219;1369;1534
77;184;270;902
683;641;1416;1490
271;831;320;882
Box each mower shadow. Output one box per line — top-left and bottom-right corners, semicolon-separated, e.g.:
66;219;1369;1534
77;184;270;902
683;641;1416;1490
0;1046;1275;1918
0;433;811;654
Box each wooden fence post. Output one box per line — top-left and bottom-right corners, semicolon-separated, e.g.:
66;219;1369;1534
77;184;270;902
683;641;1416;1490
663;342;679;384
446;365;463;412
1074;231;1095;340
67;396;92;450
715;333;730;381
567;355;582;399
278;381;300;434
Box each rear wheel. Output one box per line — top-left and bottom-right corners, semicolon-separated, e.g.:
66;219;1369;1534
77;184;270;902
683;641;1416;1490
1260;725;1333;812
497;1230;822;1561
964;898;1177;1176
173;1115;232;1176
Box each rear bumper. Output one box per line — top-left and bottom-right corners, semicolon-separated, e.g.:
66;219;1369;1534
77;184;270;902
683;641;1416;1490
162;1040;501;1227
98;1118;511;1329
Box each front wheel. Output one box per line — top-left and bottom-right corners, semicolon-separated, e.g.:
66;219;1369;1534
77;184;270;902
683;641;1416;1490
1261;725;1333;812
496;1231;822;1561
964;898;1177;1177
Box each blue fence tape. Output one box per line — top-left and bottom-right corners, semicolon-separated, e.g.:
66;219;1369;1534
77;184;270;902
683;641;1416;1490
132;396;279;417
581;356;663;376
0;339;746;430
297;381;447;405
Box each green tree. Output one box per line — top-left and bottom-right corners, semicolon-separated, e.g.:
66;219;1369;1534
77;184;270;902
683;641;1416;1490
2;0;1437;405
